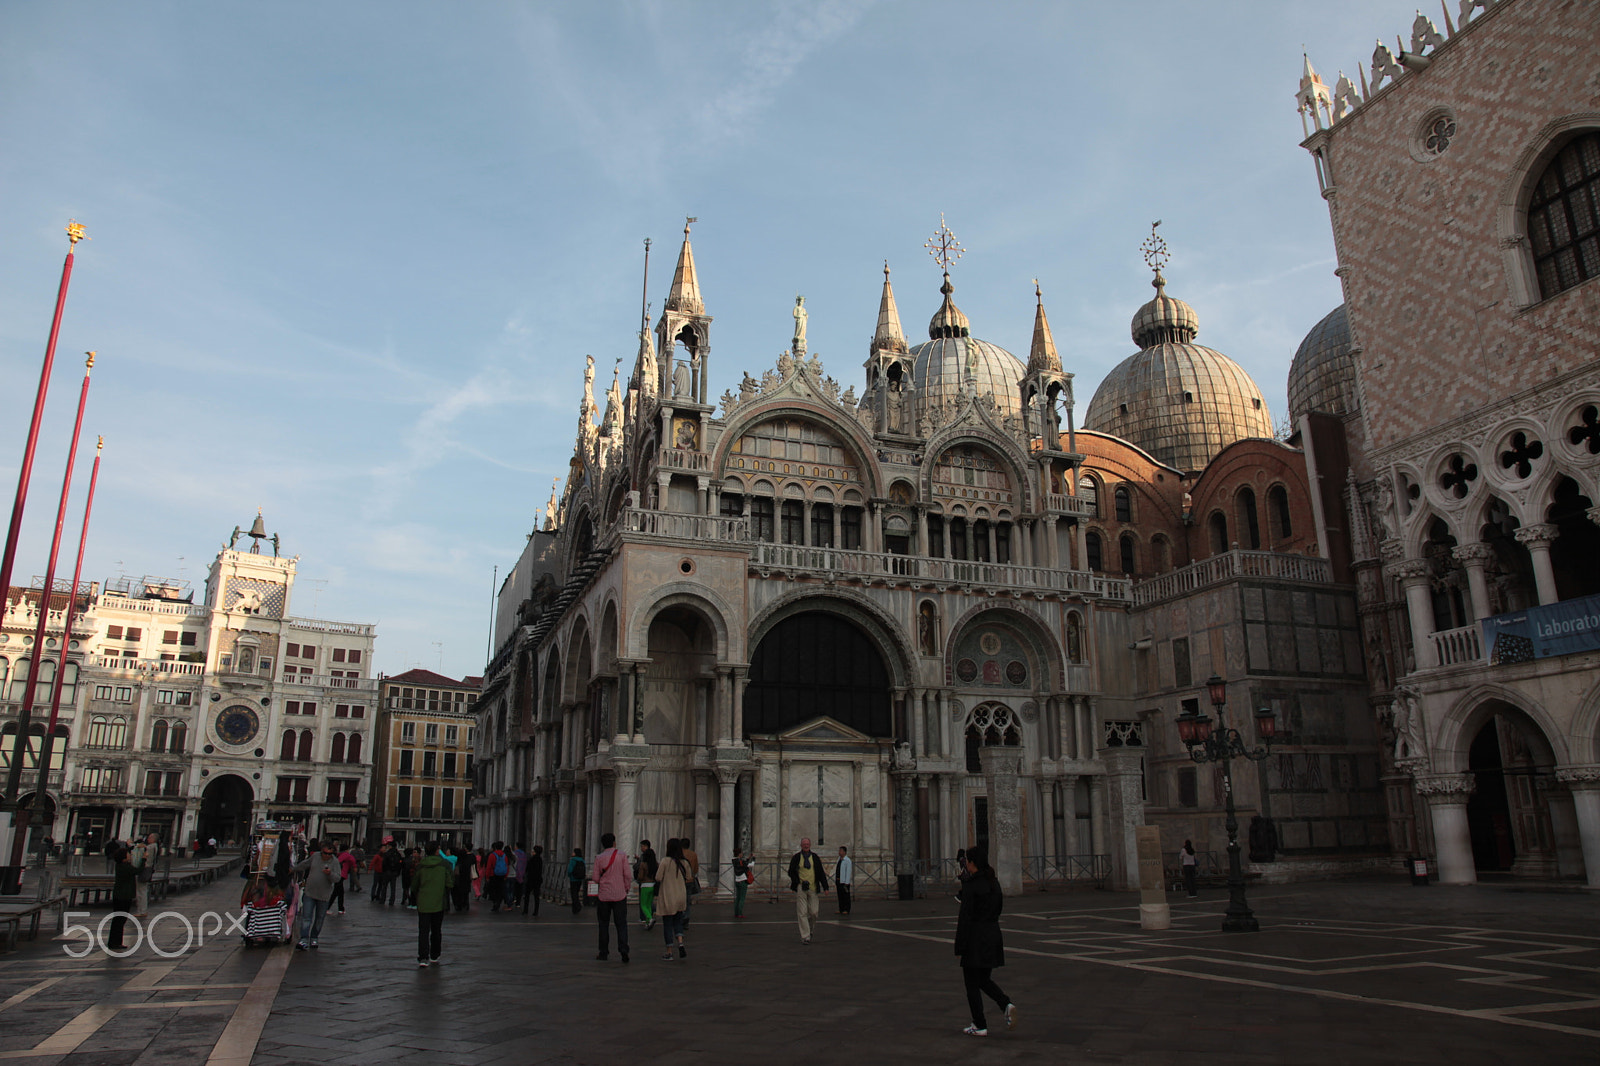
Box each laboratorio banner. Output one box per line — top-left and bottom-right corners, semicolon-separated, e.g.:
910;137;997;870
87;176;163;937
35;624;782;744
1482;593;1600;665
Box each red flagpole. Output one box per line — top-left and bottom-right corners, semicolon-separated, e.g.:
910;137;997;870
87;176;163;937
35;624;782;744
4;352;94;865
27;436;103;864
0;222;85;635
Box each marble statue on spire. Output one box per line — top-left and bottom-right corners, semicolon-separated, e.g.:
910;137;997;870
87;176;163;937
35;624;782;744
792;295;808;356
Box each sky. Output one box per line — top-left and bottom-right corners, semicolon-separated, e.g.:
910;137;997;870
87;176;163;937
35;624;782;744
0;0;1409;681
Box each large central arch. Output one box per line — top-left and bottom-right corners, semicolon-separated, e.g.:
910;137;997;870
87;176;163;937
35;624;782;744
745;611;893;737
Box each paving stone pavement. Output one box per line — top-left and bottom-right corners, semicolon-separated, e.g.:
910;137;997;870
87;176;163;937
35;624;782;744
3;876;1595;1064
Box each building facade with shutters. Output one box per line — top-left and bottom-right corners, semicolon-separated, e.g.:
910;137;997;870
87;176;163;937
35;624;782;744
371;669;478;846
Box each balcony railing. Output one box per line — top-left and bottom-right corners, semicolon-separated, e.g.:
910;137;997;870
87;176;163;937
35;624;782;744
0;768;65;789
72;781;127;795
1045;493;1097;517
278;673;379;694
750;543;1132;600
93;656;206;675
1428;624;1484;667
615;507;749;543
96;594;208;618
285;617;376;637
659;447;712;473
1132;549;1335;606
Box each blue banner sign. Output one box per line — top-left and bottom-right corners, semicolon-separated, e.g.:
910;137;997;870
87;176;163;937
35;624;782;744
1482;593;1600;665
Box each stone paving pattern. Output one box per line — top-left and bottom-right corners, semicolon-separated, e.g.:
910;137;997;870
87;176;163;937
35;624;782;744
1;876;1595;1064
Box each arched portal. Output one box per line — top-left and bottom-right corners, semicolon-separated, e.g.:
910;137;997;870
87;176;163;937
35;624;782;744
1464;703;1559;876
634;605;719;848
744;612;892;738
198;774;254;846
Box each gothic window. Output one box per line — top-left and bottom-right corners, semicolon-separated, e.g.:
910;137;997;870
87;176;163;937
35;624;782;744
950;518;969;560
106;716;127;748
1267;485;1293;540
927;514;945;557
1570;405;1600;455
1085;531;1103;571
1422;114;1456;156
1114;487;1131;523
1439;453;1479;499
1208;512;1228;554
1527;131;1600;300
297;729;314;762
973;520;990;562
1237;487;1261;549
1499;432;1543;479
995;523;1011;564
1119;533;1136;575
1548;476;1600;601
964;703;1021;773
720;492;744;518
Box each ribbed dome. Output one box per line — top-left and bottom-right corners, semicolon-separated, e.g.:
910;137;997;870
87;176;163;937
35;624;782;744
910;335;1026;422
1287;304;1357;421
1130;277;1199;347
1084;342;1273;474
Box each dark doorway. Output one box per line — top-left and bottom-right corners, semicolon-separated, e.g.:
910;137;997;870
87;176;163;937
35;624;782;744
1466;711;1557;875
972;796;990;854
744;611;892;736
1467;723;1515;870
198;774;254;846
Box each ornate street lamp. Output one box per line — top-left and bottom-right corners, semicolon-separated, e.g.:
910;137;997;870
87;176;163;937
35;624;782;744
1175;675;1278;932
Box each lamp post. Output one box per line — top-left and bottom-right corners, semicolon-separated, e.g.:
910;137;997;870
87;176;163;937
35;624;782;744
1175;675;1278;932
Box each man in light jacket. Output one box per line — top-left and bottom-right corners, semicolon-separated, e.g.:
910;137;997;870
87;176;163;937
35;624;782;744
292;839;341;949
787;837;830;944
592;832;632;962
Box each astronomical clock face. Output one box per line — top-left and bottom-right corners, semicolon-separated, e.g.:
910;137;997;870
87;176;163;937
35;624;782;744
215;705;260;747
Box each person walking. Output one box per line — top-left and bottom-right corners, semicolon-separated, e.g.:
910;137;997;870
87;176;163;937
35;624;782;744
592;832;631;962
731;846;751;919
834;845;853;916
655;838;690;960
786;837;830;944
511;842;528;910
374;840;401;905
954;844;1017;1037
107;845;137;952
450;845;473;912
485;841;511;912
523;844;544;916
403;846;424;909
132;832;158;918
413;841;454;967
472;848;486;900
293;839;342;950
680;837;700;930
349;843;365;893
566;848;586;914
330;845;355;915
635;840;658;929
1181;839;1199;898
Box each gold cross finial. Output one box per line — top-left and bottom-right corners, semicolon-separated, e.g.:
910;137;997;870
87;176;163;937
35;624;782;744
66;220;88;247
924;214;964;275
1141;220;1169;279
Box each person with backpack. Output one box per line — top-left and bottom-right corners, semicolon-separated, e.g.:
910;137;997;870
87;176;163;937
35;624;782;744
485;841;511;912
566;847;585;914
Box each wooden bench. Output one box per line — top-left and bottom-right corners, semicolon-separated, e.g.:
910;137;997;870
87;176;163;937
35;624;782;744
0;897;66;952
60;875;116;907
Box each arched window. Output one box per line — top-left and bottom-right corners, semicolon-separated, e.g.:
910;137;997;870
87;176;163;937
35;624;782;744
1119;533;1137;574
347;732;363;763
237;645;255;673
151;719;168;753
1528;130;1600;300
106;716;127;748
1268;485;1293;540
88;715;109;746
1085;531;1103;571
1077;476;1099;517
330;732;347;764
9;658;29;701
0;656;10;691
169;721;187;754
1237;487;1261;549
57;660;78;701
1152;534;1173;574
1209;512;1229;554
297;729;314;762
280;729;297;761
1114;486;1131;523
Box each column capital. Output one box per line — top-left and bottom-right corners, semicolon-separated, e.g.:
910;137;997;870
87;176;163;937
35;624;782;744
1555;764;1600;791
1587;506;1600;528
1414;772;1476;801
1384;557;1431;583
1451;542;1496;566
1513;522;1560;547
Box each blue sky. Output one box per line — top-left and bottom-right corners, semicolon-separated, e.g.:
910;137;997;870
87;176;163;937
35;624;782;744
0;1;1405;679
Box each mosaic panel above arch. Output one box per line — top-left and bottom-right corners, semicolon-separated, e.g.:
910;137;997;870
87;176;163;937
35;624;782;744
930;442;1017;510
951;623;1033;690
725;417;863;491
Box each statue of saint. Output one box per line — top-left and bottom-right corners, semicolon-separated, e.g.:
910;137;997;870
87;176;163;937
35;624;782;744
229;526;242;548
792;295;808;350
673;358;692;398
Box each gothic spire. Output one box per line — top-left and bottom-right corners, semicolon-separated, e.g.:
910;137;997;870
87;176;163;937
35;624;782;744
1027;281;1062;373
871;262;907;354
664;217;704;315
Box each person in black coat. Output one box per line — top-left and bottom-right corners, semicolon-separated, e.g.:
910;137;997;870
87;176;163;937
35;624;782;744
523;845;544;916
953;844;1017;1036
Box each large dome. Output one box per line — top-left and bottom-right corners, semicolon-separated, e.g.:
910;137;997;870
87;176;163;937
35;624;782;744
910;335;1026;421
1287;304;1357;421
1084;279;1273;473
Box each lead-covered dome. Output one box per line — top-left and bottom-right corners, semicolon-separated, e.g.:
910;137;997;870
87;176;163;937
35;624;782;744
1287;304;1357;421
909;275;1025;422
1084;276;1273;473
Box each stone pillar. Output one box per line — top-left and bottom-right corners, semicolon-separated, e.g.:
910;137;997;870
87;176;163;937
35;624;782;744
1389;559;1437;670
894;771;917;877
1045;516;1060;568
1074;696;1090;760
941;774;959;862
586;776;602;858
731;668;748;744
1059;776;1079;855
717;769;738;893
715;667;733;746
1415;773;1478;885
693;773;709;858
656;471;671;511
1088;773;1107;855
802;500;813;547
916;774;932;862
1100;748;1145;891
630;664;647;741
1555;765;1600;889
696;475;710;516
1039;779;1058;860
910;688;926;756
1074;521;1088;572
556;786;572;864
1136;825;1170;930
917;506;930;557
1452;543;1496;622
1513;523;1561;605
614;760;644;862
986;522;998;563
977;745;1025;895
832;505;842;550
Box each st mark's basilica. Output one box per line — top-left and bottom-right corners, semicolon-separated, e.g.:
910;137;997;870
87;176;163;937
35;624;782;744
473;0;1600;895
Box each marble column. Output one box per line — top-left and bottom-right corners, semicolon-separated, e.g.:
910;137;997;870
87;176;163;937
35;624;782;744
978;746;1025;894
614;761;644;862
693;773;709;857
1088;773;1106;855
894;771;917;876
1415;772;1478;885
717;769;738;893
1452;542;1496;621
941;774;959;862
802;500;813;547
1555;765;1600;889
916;774;932;863
917;506;930;557
1059;776;1079;855
832;505;842;550
1513;523;1561;605
1100;748;1145;891
715;667;733;746
731;669;748;744
1075;521;1088;572
696;475;710;516
910;687;926;756
1389;559;1437;670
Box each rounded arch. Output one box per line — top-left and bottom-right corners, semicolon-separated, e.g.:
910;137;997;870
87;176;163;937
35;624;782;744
563;614;593;701
1497;113;1600;308
922;427;1037;513
1433;683;1571;773
943;603;1066;691
747;587;915;690
626;583;737;663
713;400;885;498
1570;676;1600;765
597;597;620;675
198;774;253;845
745;609;894;737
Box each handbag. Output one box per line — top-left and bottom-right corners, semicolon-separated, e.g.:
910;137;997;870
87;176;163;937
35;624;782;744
685;876;701;896
585;880;599;897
